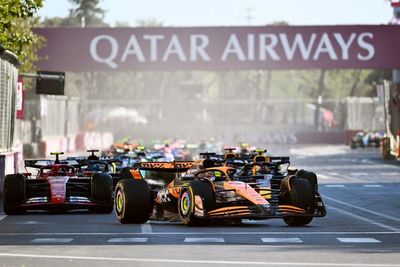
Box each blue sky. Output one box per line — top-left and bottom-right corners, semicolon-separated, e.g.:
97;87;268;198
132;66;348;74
38;0;394;27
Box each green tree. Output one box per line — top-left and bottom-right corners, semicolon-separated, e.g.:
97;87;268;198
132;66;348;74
68;0;106;27
0;0;44;72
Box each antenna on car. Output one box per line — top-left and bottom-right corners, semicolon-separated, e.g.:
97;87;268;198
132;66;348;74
87;149;99;160
224;147;236;153
50;152;64;164
255;149;267;155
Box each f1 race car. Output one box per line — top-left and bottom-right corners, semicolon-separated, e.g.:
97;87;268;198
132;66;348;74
350;131;383;149
3;152;114;214
114;153;326;226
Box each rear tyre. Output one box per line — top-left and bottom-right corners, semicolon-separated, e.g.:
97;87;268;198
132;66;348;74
178;181;215;226
4;174;26;215
91;173;113;213
115;179;153;224
282;178;315;226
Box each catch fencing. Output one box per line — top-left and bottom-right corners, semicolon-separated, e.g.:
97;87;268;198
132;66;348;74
0;48;19;153
79;97;384;144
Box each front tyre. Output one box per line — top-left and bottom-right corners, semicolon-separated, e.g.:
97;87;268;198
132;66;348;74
91;173;113;213
115;179;153;224
282;178;315;226
178;181;215;226
4;174;26;215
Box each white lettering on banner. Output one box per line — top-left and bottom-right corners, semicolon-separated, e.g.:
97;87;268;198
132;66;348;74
259;34;280;61
190;35;210;61
247;34;255;61
162;35;187;61
313;33;338;60
90;35;118;68
121;35;145;62
88;32;376;69
221;34;246;61
357;32;375;61
143;35;164;61
334;33;356;60
279;33;316;60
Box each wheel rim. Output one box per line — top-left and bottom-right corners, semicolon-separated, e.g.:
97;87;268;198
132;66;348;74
115;189;124;214
180;191;191;216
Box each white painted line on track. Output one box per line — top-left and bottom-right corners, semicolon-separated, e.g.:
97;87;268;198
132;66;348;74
326;205;400;232
385;172;400;176
184;237;225;243
324;185;345;188
337;238;381;243
324;195;400;223
350;172;368;176
141;222;152;233
0;231;399;236
317;174;331;180
107;238;148;243
327;172;340;176
0;252;399;266
0;215;7;222
31;238;73;243
261;238;303;243
363;184;383;188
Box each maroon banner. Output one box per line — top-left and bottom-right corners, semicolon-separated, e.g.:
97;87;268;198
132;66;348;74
35;25;400;72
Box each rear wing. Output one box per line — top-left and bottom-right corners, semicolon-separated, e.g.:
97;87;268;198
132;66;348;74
24;159;81;168
138;161;194;172
269;156;290;164
24;159;54;168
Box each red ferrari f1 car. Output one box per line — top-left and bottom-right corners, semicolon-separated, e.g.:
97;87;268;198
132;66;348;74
3;152;113;214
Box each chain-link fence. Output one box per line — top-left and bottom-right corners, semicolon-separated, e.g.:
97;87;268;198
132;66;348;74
13;94;81;157
0;48;19;153
346;97;385;131
79;97;384;142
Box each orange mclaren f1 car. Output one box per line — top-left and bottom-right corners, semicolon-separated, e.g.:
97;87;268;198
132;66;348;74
114;156;326;226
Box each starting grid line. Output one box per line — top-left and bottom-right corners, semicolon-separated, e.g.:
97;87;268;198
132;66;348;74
15;236;384;244
0;253;399;267
0;231;399;236
322;184;386;188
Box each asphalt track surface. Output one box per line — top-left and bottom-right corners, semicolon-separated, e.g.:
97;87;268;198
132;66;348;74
0;145;399;267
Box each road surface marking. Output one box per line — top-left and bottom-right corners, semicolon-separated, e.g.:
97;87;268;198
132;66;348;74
108;238;148;243
324;185;345;188
261;238;303;243
327;172;340;176
0;252;399;266
317;174;330;180
141;222;152;233
326;205;400;231
31;238;73;243
363;184;383;188
337;238;381;243
385;172;400;176
184;237;225;243
0;215;7;222
0;231;399;236
350;172;368;176
324;196;400;222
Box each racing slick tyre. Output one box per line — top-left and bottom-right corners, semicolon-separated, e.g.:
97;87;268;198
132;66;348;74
281;178;315;226
115;179;153;224
296;170;318;194
91;173;113;213
4;174;26;215
178;181;215;226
